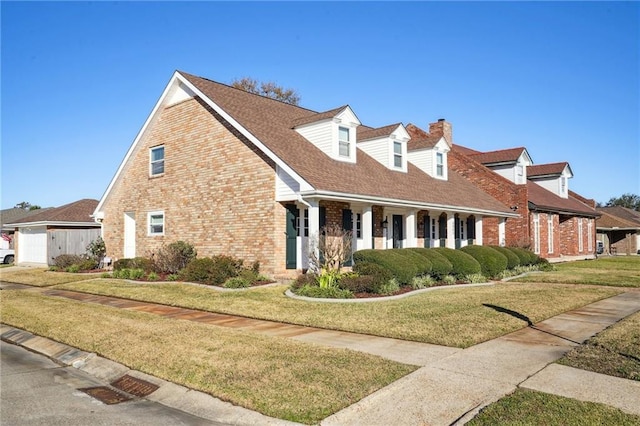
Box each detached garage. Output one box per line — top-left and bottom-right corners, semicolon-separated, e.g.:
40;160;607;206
4;199;101;266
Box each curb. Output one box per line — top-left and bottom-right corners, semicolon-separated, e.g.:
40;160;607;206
0;324;301;426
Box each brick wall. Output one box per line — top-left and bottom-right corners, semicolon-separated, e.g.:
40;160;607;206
102;97;285;275
449;150;529;246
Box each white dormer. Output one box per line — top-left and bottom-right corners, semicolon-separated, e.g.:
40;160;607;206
407;137;450;180
358;124;410;172
528;162;573;198
293;106;360;163
484;149;533;185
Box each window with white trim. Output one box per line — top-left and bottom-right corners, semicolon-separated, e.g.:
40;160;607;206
338;127;350;157
547;215;554;253
431;218;436;239
533;213;540;254
148;211;164;235
150;146;165;176
436;152;444;177
393;142;402;168
578;218;584;252
587;220;593;252
561;177;567;195
356;213;362;238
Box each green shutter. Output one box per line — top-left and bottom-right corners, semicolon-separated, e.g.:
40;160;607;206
285;204;298;269
342;209;353;266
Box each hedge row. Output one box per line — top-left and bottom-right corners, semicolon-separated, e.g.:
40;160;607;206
353;246;542;282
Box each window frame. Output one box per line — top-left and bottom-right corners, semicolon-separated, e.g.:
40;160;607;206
436;152;444;177
578;218;584;252
533;213;541;254
150;145;165;176
147;211;165;236
393;141;403;168
547;215;554;253
338;126;350;158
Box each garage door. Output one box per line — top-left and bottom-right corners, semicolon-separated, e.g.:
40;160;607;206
18;226;47;264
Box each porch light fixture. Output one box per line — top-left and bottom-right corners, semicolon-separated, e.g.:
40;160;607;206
381;218;388;229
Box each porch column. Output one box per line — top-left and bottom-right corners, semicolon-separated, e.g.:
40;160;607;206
362;205;373;249
499;217;506;246
406;210;417;248
307;200;320;269
447;214;456;249
475;216;483;245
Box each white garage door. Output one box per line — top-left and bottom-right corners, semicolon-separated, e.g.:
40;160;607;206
18;226;48;264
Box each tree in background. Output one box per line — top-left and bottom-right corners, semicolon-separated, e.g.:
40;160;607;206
600;193;640;211
231;77;301;105
14;202;41;211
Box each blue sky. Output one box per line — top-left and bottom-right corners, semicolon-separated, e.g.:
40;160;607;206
2;1;638;210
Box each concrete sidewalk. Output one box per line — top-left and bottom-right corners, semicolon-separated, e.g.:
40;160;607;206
2;285;640;425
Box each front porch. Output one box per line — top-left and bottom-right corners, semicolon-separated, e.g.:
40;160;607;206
283;199;506;271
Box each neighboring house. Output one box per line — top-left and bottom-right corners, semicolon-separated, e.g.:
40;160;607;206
596;206;640;255
408;122;599;261
4;199;101;265
94;71;519;277
0;207;53;250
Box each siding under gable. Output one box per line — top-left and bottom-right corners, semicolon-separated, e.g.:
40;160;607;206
294;120;333;157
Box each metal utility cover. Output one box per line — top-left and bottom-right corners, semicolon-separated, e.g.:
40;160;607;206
111;374;159;397
79;386;131;405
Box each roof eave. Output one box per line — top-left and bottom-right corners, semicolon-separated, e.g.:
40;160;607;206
4;221;101;228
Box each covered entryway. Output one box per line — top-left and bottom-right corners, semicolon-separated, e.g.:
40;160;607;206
18;226;47;264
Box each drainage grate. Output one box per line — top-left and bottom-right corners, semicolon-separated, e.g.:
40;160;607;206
79;386;131;405
111;374;159;397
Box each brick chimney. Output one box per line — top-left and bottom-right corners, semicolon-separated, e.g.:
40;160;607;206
429;118;453;147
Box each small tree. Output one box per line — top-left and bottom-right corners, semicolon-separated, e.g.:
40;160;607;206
307;224;353;274
230;77;301;105
86;237;107;261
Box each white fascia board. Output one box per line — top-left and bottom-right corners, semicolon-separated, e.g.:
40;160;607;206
335;106;361;126
299;190;519;218
6;221;101;228
520;149;534;165
177;73;314;192
391;124;411;141
564;163;574;178
94;72;185;216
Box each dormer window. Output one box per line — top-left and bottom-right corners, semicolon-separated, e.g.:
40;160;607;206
339;127;350;157
436;152;444;177
393;142;402;168
561;177;566;194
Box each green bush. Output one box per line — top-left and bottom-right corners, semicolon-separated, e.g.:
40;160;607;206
432;248;481;278
376;278;400;295
129;269;145;280
391;249;433;277
77;258;98;271
224;277;251;288
339;273;376;293
147;271;159;281
294;285;354;299
167;274;179;281
352;262;393;293
153;241;197;273
100;272;111;278
113;257;155;272
411;275;436;289
460;245;508;278
464;273;487;284
353;250;417;284
490;246;521;269
443;275;457;285
506;247;539;266
179;258;217;284
66;264;80;273
406;248;453;279
291;273;318;290
54;254;85;269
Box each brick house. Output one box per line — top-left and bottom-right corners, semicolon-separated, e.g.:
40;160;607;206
94;71;519;277
596;206;640;255
407;122;599;261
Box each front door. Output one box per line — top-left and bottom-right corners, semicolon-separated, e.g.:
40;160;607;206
392;215;403;248
285;204;298;269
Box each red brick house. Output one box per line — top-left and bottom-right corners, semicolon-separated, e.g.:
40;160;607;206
407;122;599;261
94;71;519;277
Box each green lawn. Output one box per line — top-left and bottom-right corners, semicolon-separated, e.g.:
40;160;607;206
513;256;640;287
0;268;102;286
468;389;640;425
56;279;619;348
1;290;415;424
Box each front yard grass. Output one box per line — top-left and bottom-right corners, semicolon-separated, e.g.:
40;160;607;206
56;280;620;348
0;267;101;286
1;290;416;424
468;389;640;425
558;310;640;381
513;256;640;287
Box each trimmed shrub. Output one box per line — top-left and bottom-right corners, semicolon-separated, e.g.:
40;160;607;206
113;257;155;272
490;246;521;269
432;248;481;278
352;262;393;293
338;274;375;293
407;248;453;279
376;278;400;295
411;275;436;289
147;272;159;281
291;273;318;290
460;245;508;278
353;250;417;284
153;241;197;273
224;277;251;288
66;264;80;273
295;285;354;299
129;268;145;280
506;247;538;266
464;273;487;284
179;258;217;284
443;275;457;285
77;258;99;271
54;254;85;269
390;249;433;277
210;255;244;284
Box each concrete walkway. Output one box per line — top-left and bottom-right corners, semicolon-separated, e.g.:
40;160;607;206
2;284;640;425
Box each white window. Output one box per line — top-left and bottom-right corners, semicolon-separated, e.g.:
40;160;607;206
356;213;362;238
547;215;554;253
516;165;524;184
150;146;165;176
338;127;350;157
148;211;164;235
431;218;436;239
533;213;540;254
561;177;567;194
393;141;402;168
578;218;584;252
459;218;465;240
587;220;593;252
436;152;444;177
